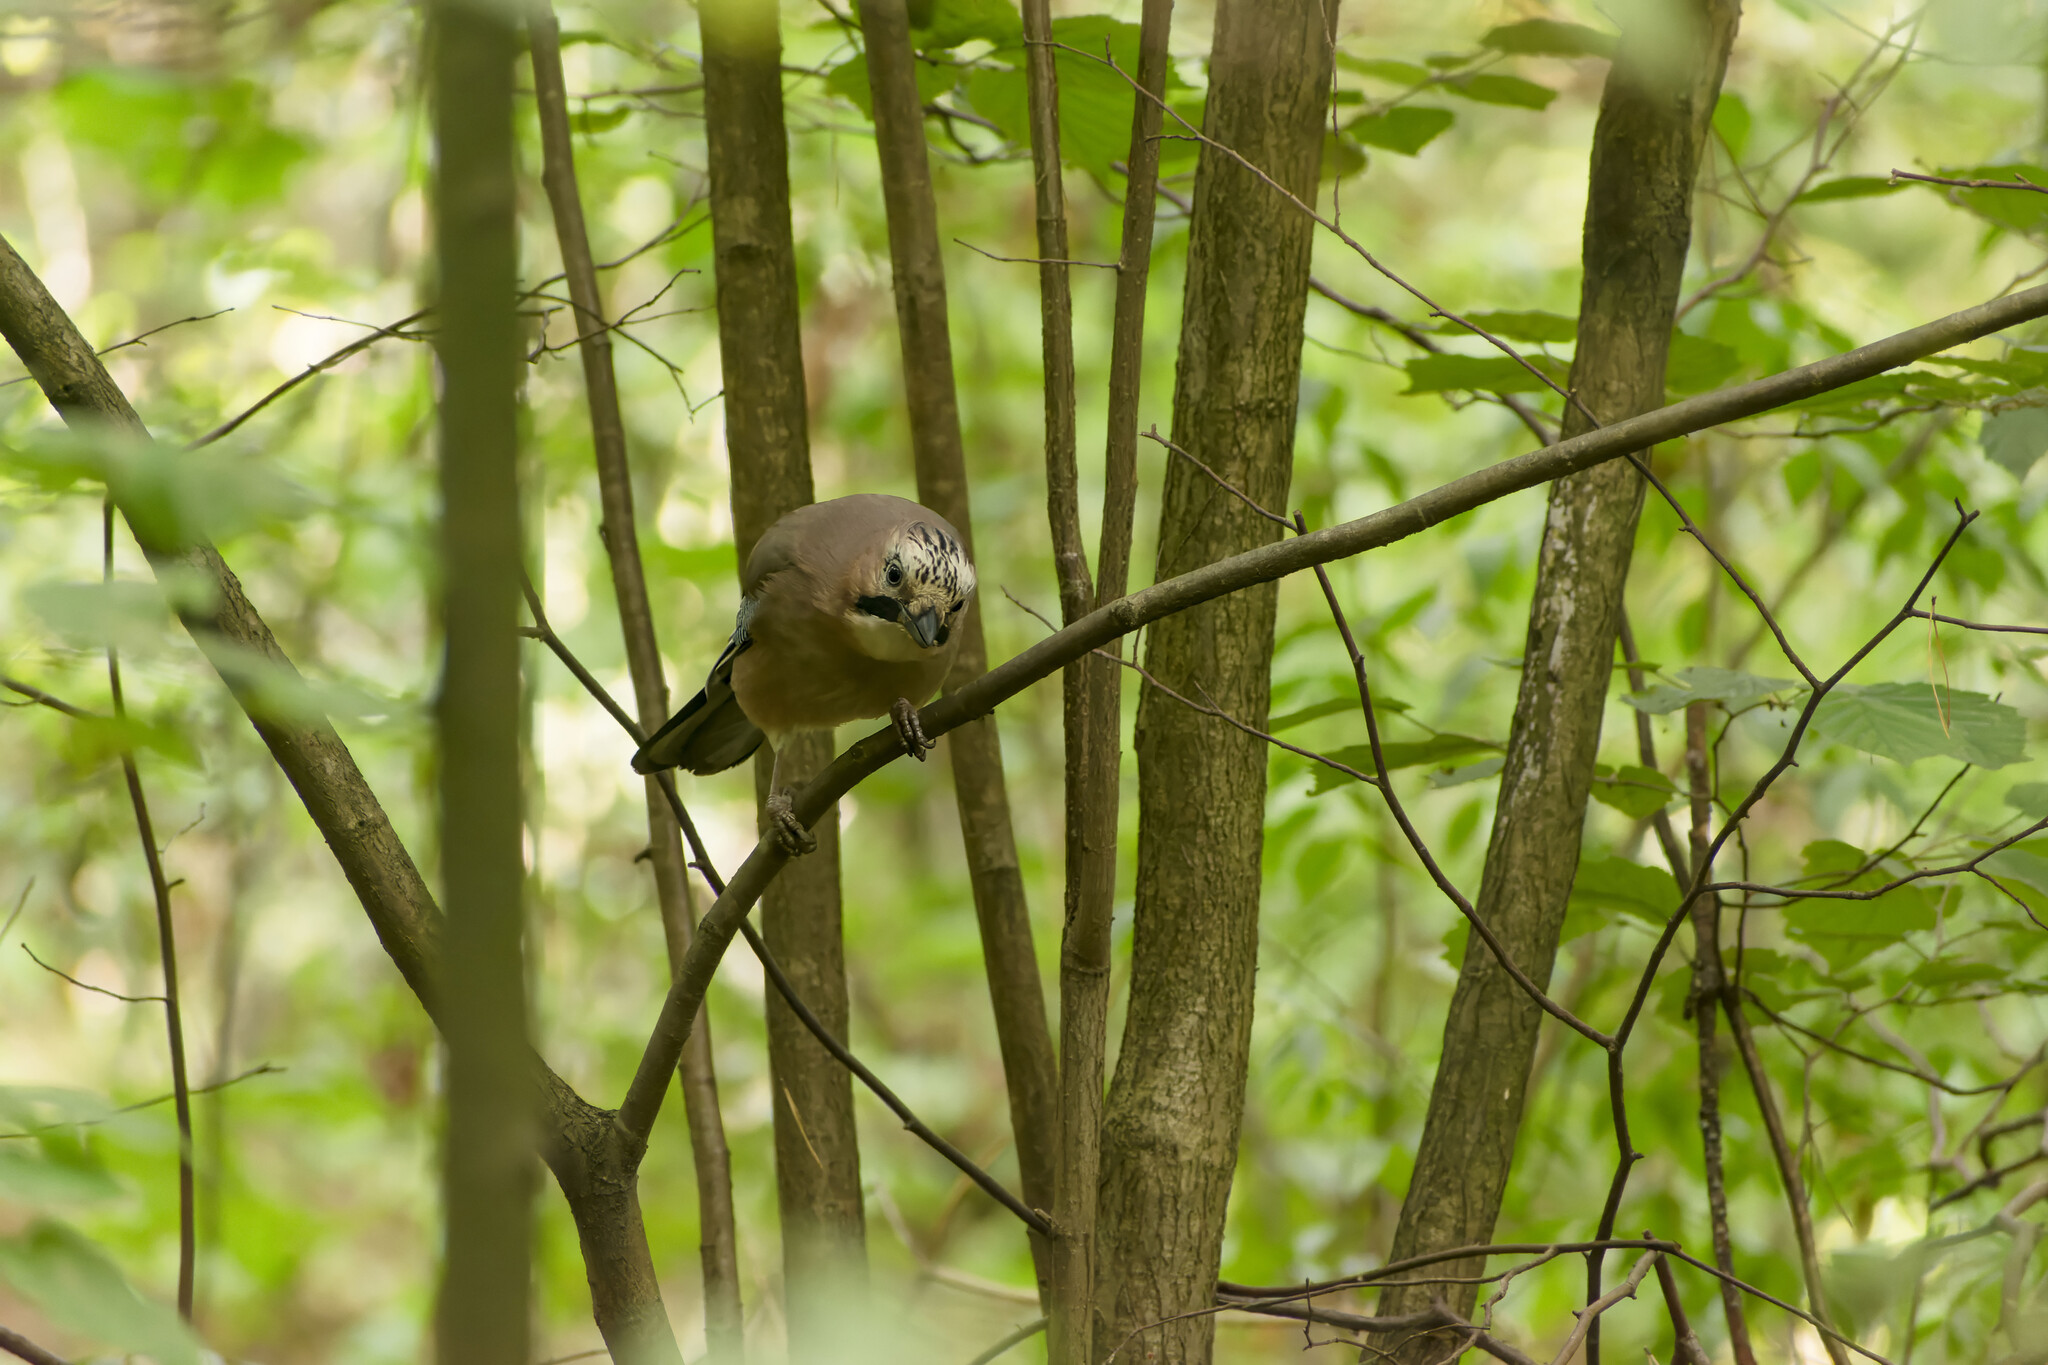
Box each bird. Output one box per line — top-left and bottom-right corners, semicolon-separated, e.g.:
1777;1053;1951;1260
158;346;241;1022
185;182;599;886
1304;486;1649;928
631;493;977;855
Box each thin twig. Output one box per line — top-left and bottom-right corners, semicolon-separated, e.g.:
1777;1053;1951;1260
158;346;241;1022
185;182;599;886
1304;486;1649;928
23;943;166;1003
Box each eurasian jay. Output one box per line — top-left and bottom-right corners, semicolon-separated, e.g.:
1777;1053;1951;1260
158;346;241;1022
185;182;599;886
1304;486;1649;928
631;493;977;854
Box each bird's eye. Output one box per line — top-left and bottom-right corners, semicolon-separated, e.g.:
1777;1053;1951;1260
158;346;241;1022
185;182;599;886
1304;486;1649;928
950;599;963;615
886;563;904;587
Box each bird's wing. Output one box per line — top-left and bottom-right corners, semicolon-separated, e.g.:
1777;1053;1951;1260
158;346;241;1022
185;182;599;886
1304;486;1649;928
630;606;766;775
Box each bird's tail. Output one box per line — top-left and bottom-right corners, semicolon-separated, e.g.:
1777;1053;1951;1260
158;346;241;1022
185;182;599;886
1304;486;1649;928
631;675;764;775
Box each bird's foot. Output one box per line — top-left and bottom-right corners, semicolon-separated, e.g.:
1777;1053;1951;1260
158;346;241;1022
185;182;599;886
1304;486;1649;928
891;697;934;762
764;789;817;857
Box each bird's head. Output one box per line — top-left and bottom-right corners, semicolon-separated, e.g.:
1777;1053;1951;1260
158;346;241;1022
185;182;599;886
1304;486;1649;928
847;521;976;657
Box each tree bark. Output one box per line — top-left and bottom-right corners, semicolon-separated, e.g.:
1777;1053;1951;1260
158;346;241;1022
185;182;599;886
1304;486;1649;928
1371;3;1739;1356
429;9;535;1363
856;0;1059;1289
701;0;867;1337
529;14;744;1355
1093;2;1335;1359
1045;0;1173;1356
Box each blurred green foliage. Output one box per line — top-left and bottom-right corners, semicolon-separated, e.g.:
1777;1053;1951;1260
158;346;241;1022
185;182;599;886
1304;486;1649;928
2;1;2048;1363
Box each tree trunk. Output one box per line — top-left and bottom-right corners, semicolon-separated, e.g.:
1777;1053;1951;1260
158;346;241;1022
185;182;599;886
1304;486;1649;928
1093;2;1335;1359
427;10;534;1363
1044;0;1173;1356
857;0;1059;1288
1370;3;1738;1356
529;12;745;1353
701;0;867;1341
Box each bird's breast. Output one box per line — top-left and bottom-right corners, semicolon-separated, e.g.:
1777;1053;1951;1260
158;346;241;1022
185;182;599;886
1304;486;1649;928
730;600;956;736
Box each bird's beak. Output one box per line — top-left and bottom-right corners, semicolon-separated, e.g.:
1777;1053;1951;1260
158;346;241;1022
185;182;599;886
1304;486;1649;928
905;605;941;649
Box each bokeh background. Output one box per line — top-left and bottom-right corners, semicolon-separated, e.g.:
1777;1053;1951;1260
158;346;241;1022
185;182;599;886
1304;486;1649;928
5;0;2048;1360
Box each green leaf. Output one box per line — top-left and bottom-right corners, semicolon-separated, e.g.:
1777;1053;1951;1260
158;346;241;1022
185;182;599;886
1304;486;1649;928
1447;74;1557;110
1336;55;1431;84
1797;176;1907;203
961;18;1184;180
1461;310;1576;344
568;106;632;136
1571;855;1683;924
1323;131;1368;182
1269;698;1357;732
1401;351;1567;395
1624;666;1797;714
1909;960;2005;989
1480;18;1617;58
829;54;958;119
1981;406;2048;477
913;0;1022;49
2006;782;2048;819
1590;764;1679;818
1813;683;2027;769
1426;756;1503;789
0;1219;200;1365
1784;883;1936;971
1666;332;1742;393
1713;92;1751;159
1982;838;2048;896
1915;164;2048;235
1308;734;1499;794
0;1141;124;1205
1347;106;1455;156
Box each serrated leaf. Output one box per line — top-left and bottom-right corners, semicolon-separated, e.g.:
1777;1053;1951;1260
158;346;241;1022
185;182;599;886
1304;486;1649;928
1401;351;1567;395
1813;683;2027;769
1347;105;1455;156
1481;18;1617;58
1571;855;1683;923
1784;886;1936;970
1591;764;1679;818
1797;176;1907;203
913;0;1022;49
0;1219;200;1365
831;53;959;120
1624;666;1797;714
1461;309;1576;344
1982;406;2048;477
960;17;1188;180
1447;74;1556;110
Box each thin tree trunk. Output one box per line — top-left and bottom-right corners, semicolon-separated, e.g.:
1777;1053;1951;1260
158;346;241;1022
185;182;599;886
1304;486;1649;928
1687;701;1757;1365
1094;3;1335;1359
428;7;535;1362
528;16;746;1356
700;0;867;1338
1045;0;1173;1355
1371;2;1738;1357
856;0;1059;1289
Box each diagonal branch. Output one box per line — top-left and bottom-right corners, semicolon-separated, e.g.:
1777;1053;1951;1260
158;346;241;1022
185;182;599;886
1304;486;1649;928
611;276;2048;1150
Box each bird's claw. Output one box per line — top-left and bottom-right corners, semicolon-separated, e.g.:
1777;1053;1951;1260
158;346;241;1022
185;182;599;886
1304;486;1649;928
764;789;817;857
891;697;934;762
